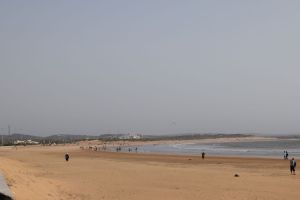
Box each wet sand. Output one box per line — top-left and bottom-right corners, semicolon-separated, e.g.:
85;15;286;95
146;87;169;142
0;144;299;200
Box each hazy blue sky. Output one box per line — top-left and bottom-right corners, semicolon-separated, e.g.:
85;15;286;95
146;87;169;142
1;1;300;136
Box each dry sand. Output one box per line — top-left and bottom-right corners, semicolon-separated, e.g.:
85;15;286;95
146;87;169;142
0;144;299;200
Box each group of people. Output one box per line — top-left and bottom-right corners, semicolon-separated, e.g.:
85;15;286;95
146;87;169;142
116;146;138;152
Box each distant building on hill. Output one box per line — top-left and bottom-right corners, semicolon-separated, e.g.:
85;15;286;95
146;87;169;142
118;134;142;140
13;139;39;145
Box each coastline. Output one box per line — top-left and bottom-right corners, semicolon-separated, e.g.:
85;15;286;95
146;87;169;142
76;136;295;158
76;136;278;146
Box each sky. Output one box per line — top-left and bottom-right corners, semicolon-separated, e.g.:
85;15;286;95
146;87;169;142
1;0;300;136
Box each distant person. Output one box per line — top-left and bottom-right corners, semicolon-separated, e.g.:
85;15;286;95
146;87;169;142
286;151;289;160
290;158;296;175
201;152;205;159
65;153;70;162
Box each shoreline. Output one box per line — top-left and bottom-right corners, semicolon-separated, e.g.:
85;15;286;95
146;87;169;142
76;136;278;146
1;136;296;159
75;136;297;159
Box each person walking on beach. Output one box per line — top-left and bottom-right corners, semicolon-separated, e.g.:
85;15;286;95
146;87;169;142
290;158;296;175
202;152;205;159
286;151;289;160
65;153;70;162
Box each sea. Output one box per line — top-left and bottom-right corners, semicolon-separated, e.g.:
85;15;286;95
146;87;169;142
132;139;300;158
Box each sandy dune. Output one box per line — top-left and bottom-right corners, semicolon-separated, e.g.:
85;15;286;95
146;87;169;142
0;145;299;200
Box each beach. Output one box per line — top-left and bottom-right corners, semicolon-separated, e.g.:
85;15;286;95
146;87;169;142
0;144;299;200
